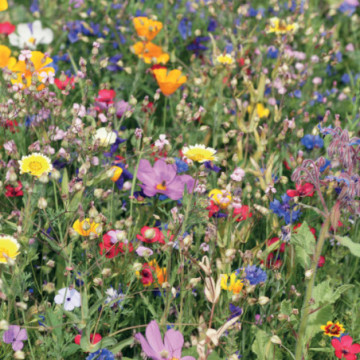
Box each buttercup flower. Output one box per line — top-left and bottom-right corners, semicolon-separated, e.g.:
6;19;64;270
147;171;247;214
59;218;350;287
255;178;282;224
321;321;345;337
182;144;217;163
153;68;187;96
221;273;244;294
215;53;234;65
0;0;8;11
9;21;54;49
247;103;270;118
133;17;163;41
0;45;16;69
131;41;169;64
54;287;81;311
0;235;20;264
267;17;298;34
94;127;117;147
3;326;27;351
73;218;99;237
331;335;360;360
19;153;52;177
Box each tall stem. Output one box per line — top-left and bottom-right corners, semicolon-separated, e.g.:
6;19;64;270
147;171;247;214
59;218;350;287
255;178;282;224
294;216;331;360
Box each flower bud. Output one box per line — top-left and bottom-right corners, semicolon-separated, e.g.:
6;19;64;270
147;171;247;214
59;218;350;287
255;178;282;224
37;197;48;209
305;269;313;279
258;296;270;305
270;335;282;345
0;319;9;330
14;351;26;359
133;262;142;271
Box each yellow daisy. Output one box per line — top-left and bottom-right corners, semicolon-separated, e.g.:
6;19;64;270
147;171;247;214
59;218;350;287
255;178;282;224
0;235;20;263
221;273;244;294
182;144;217;163
73;218;99;237
19;153;53;177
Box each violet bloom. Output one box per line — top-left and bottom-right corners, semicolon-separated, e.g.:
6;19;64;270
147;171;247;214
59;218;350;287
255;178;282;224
135;320;195;360
115;100;131;119
137;159;195;200
3;325;28;351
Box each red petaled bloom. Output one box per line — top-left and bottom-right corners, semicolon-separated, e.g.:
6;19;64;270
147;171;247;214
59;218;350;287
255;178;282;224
331;335;360;360
136;226;165;244
206;201;220;218
0;22;16;35
54;76;75;90
140;265;154;286
233;205;253;222
4;119;19;133
99;234;133;259
5;181;23;197
283;160;292;171
74;333;102;346
318;255;325;268
95;89;116;104
286;182;315;197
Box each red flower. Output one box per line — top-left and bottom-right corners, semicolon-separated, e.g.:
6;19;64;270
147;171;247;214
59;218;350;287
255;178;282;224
287;182;314;197
74;333;102;346
318;255;325;268
283;160;292;171
233;205;253;222
206;201;220;218
0;22;16;35
331;335;360;360
136;226;165;244
99;233;133;259
54;76;75;90
267;237;286;253
5;181;23;197
237;57;245;66
140;265;154;286
3;119;19;133
95;89;116;104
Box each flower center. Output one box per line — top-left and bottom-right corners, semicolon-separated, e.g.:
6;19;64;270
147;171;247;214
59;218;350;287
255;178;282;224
0;248;10;259
156;181;167;191
29;161;42;171
28;37;36;45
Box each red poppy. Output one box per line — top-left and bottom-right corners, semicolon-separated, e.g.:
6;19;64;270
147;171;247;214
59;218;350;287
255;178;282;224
261;252;283;269
5;181;23;197
99;234;133;259
286;183;314;197
95;89;116;104
136;226;165;244
293;223;316;239
318;255;325;268
3;119;19;133
74;333;102;346
54;76;75;90
206;201;220;218
0;22;16;35
233;205;253;222
331;335;360;360
140;264;154;286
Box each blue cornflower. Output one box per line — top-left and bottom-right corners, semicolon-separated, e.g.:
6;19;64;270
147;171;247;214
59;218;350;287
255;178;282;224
107;54;123;72
301;134;324;150
338;1;358;16
294;89;302;98
86;348;114;360
103;136;127;158
228;303;242;320
187;36;209;55
175;158;189;173
267;46;278;59
178;18;192;40
270;194;301;224
342;73;351;84
244;265;267;285
207;18;217;32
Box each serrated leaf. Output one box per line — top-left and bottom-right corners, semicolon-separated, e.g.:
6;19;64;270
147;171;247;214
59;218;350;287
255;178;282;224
290;222;315;269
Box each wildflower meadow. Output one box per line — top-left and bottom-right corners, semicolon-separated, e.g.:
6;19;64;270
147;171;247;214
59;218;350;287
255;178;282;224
0;0;360;359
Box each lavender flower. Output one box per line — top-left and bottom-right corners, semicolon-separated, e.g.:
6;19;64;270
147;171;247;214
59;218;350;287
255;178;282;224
3;325;28;351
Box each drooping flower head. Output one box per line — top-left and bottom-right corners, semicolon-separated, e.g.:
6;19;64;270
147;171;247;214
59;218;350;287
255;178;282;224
321;321;345;337
221;273;244;294
3;325;27;351
0;45;16;70
133;17;163;41
131;41;169;64
73;218;99;237
0;235;20;264
182;144;217;163
19;153;52;177
153;68;187;96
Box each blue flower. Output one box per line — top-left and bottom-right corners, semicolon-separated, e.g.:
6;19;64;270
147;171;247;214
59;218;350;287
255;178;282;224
86;348;115;360
228;303;242;320
107;54;123;72
207;18;217;32
338;1;358;16
267;46;279;59
175;158;189;173
204;161;220;173
244;265;267;285
178;18;192;40
320;158;331;172
270;194;301;224
301;135;324;150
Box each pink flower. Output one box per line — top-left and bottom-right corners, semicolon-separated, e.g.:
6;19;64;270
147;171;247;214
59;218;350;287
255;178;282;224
135;320;195;360
230;167;245;182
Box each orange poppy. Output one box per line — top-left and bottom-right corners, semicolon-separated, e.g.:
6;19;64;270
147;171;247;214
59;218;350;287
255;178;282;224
0;45;16;70
133;17;163;41
153;68;187;96
131;41;169;64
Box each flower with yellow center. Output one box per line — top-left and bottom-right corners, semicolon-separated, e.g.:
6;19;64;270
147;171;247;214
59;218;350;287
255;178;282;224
182;144;217;163
247;103;270;119
131;41;169;64
153;68;187;96
221;273;244;294
267;17;298;34
0;235;20;264
0;0;8;11
19;153;52;177
73;218;100;237
215;54;234;65
320;321;345;337
0;45;16;70
133;17;163;41
11;51;55;89
209;189;232;209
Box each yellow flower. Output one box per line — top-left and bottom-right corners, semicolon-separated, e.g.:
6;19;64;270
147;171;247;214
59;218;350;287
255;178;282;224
247;103;270;119
149;259;167;286
182;144;217;163
153;68;187;96
0;235;20;264
73;218;100;237
19;153;52;177
320;321;345;337
110;166;123;182
131;41;169;64
221;273;243;294
267;17;298;34
0;45;16;70
209;189;232;209
215;54;234;65
133;17;163;41
11;51;55;89
0;0;8;11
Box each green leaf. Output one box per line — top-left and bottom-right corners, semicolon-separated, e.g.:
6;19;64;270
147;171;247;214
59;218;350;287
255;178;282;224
280;300;292;316
251;328;281;360
335;236;360;257
108;337;134;353
62;344;80;357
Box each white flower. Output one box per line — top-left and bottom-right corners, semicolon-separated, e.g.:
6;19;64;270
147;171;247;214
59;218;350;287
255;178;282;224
9;21;54;50
93;127;117;147
154;134;169;150
54;287;81;311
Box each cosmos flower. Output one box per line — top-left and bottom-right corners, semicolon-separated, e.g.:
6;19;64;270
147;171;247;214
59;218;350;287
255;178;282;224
54;287;81;311
182;144;217;163
0;0;8;11
9;21;53;49
267;17;298;34
220;273;244;294
321;321;345;337
0;235;20;264
73;218;99;237
19;153;53;177
3;326;27;351
331;335;360;360
131;41;169;64
153;68;187;96
135;320;195;360
0;45;16;70
133;17;163;41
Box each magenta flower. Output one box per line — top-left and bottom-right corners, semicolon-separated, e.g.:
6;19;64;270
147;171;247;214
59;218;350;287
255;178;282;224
137;159;195;200
135;320;195;360
3;325;28;351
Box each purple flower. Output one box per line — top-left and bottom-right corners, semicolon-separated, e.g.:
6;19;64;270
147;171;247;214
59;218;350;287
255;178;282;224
115;100;131;119
137;159;195;200
135;320;195;360
3;325;28;351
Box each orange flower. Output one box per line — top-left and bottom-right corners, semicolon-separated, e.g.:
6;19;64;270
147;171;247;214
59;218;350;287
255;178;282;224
11;51;55;89
153;68;187;96
0;0;8;11
131;41;169;64
133;17;163;41
0;45;16;70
